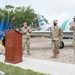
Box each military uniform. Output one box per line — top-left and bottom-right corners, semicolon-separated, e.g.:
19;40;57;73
70;20;75;53
22;26;32;54
50;23;63;58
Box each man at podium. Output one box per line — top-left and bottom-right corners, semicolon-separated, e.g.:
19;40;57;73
22;22;32;55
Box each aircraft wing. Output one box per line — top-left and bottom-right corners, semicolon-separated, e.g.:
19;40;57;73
31;31;73;38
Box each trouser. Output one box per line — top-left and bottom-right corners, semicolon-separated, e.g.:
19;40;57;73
22;38;30;52
73;39;75;53
2;36;5;47
52;40;59;54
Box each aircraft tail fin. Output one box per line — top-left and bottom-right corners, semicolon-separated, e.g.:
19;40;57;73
61;19;70;31
37;14;47;27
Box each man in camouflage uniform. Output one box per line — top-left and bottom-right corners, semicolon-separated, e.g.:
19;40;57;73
22;22;32;55
70;16;75;53
50;20;63;58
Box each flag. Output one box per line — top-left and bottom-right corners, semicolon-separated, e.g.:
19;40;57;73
0;28;4;39
9;17;14;30
0;17;4;30
0;17;4;39
5;19;9;30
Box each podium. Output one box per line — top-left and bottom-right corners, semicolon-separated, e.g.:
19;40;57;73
5;30;22;64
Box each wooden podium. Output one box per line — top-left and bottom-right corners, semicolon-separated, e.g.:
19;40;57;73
5;30;22;64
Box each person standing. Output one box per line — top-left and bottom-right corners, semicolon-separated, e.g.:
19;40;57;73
70;16;75;53
50;20;63;58
22;22;32;55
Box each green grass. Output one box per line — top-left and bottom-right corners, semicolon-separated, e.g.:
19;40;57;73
62;39;73;42
49;39;73;42
31;35;44;38
0;62;50;75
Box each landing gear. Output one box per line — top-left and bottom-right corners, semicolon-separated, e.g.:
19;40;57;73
59;41;64;49
47;27;51;31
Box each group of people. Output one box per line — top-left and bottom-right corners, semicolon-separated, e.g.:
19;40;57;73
1;16;75;59
70;16;75;53
21;16;75;59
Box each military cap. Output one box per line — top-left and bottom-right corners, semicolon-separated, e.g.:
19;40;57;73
73;16;75;19
23;22;27;25
53;20;58;23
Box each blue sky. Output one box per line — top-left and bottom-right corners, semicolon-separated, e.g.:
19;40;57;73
0;0;75;24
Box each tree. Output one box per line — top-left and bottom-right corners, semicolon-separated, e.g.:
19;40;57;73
0;5;49;30
5;5;15;21
14;5;37;29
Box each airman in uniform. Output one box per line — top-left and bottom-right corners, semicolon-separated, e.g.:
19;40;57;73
50;20;63;58
22;22;32;55
70;16;75;53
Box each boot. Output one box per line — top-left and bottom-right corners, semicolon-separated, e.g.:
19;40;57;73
23;50;26;55
50;54;56;58
27;51;31;55
55;53;59;58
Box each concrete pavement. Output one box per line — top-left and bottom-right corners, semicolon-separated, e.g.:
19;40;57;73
0;55;75;75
